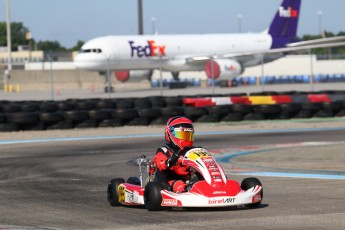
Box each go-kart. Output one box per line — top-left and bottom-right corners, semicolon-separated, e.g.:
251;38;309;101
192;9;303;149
107;148;263;211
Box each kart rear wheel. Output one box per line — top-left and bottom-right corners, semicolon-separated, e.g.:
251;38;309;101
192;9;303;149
144;182;164;211
241;177;263;208
107;178;125;206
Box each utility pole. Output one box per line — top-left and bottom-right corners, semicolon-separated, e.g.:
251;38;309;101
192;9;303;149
237;14;242;33
138;0;143;35
5;0;12;87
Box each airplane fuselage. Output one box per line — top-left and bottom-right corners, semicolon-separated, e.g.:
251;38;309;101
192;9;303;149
74;33;273;72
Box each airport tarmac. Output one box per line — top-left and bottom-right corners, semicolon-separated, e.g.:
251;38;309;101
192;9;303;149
1;82;345;101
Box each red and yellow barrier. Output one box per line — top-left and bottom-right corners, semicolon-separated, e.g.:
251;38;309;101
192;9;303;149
183;94;332;107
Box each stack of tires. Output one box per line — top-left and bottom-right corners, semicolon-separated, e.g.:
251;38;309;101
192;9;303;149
1;95;345;132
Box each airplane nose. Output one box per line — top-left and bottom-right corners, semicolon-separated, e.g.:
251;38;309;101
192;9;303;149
73;53;89;69
73;53;108;71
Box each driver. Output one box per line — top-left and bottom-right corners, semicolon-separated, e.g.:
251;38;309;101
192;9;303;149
153;116;196;193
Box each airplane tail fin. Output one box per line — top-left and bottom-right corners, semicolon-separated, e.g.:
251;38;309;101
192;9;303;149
268;0;301;48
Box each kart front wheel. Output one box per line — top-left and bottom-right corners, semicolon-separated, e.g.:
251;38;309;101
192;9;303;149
241;177;263;208
144;182;163;211
107;178;125;206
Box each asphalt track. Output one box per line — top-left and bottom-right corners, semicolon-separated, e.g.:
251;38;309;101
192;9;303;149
1;124;345;230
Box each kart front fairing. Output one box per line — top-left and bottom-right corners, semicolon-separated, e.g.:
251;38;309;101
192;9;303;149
160;148;262;207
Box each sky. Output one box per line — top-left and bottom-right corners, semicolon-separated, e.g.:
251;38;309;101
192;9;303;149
1;0;344;48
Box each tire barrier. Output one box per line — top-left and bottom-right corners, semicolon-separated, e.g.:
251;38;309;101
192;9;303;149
1;91;345;132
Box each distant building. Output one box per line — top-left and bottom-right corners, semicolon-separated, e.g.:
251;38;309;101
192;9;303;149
0;46;76;70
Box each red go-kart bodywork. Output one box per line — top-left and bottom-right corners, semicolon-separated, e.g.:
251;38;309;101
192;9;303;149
107;148;263;211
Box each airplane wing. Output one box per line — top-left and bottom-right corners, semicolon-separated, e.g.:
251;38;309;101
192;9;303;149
186;36;345;63
287;35;345;47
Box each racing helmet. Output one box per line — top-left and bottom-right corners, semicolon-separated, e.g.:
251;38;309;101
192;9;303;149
165;116;194;150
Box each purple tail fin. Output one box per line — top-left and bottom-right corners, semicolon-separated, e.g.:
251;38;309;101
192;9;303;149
268;0;301;48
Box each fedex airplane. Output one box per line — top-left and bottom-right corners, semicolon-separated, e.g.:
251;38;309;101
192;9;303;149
74;0;345;83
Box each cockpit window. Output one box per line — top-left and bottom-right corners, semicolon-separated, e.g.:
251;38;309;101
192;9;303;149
79;48;102;53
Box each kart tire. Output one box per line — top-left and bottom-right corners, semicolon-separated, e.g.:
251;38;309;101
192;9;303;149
107;178;125;206
144;182;164;211
241;177;263;208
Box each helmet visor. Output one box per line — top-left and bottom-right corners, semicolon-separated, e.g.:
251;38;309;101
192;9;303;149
171;125;194;142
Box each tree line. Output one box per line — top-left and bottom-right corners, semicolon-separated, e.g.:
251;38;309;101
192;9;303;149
0;22;84;52
0;22;345;56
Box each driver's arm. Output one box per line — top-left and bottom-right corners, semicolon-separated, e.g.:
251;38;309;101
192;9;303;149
153;151;169;171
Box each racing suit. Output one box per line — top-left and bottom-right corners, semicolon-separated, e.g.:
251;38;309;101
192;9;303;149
153;143;190;193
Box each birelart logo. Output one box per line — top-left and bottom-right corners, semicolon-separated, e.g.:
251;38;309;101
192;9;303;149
129;40;166;57
279;6;298;18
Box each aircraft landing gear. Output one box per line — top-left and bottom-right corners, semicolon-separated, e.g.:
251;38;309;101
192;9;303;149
104;71;114;93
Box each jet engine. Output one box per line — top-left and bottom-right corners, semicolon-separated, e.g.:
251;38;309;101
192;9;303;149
204;59;243;80
114;70;153;82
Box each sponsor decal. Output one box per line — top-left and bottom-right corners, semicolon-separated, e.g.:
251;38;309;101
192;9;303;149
187;150;210;160
212;191;227;195
162;199;178;206
174;127;193;132
224;65;237;72
208;198;236;204
118;185;125;203
125;190;139;203
203;158;214;163
129;40;166;57
279;6;298;18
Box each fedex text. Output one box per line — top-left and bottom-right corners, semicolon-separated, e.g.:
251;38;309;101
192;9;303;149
279;6;298;18
129;40;166;57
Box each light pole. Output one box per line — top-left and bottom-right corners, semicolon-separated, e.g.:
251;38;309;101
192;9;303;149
159;54;163;96
151;17;156;34
237;14;242;33
138;0;143;35
317;11;323;36
309;49;314;91
47;53;54;100
5;0;12;87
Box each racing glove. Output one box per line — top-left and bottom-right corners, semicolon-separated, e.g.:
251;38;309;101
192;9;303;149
166;150;181;168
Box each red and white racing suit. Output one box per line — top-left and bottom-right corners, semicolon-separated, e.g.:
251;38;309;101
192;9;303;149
153;144;190;193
